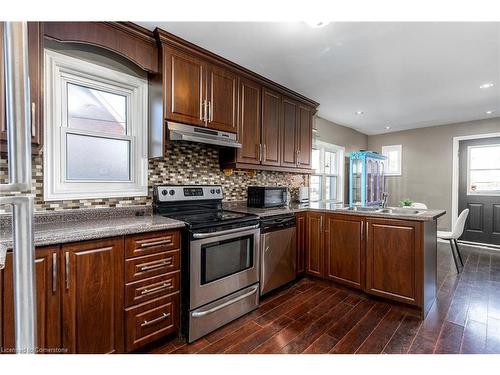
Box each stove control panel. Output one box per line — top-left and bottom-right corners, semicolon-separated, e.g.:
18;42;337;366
155;185;224;202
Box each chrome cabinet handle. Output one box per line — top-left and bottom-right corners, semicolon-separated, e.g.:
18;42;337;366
65;252;70;290
192;285;259;318
200;99;204;121
141;312;170;328
140;259;172;272
52;253;57;293
204;100;209;124
140;282;172;295
263;144;267;161
259;144;263;162
297;149;301;166
140;239;172;248
209;100;213;123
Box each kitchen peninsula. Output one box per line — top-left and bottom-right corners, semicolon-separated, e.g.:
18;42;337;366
225;201;446;319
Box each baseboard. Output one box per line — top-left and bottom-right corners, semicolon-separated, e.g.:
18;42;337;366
437;238;500;251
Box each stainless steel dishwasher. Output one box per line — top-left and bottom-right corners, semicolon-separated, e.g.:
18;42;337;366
260;214;296;296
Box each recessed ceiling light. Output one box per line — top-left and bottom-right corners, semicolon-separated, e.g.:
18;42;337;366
480;83;494;89
304;21;330;28
486;110;495;115
385;126;391;130
355;110;364;115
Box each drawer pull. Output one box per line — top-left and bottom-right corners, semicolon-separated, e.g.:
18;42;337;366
140;259;172;272
141;312;170;328
140;282;172;295
140;239;172;248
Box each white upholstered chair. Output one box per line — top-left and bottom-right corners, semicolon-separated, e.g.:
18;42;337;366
437;209;469;272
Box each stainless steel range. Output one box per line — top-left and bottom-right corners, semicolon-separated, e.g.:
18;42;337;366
153;185;260;343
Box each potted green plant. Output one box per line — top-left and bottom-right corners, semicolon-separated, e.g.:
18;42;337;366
399;198;414;207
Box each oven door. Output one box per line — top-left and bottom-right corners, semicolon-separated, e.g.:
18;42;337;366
190;225;260;310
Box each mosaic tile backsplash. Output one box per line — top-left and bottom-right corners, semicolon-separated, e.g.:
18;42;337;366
0;142;307;212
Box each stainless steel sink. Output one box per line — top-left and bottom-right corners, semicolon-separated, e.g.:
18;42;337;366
338;206;380;212
378;208;424;215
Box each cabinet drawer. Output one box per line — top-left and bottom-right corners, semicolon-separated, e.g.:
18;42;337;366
125;293;179;352
125;271;180;308
125;230;180;259
125;250;180;283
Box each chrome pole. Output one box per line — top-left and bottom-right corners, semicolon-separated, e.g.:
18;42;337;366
0;22;36;353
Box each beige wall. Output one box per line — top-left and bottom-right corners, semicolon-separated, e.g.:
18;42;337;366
314;116;368;153
368;117;500;230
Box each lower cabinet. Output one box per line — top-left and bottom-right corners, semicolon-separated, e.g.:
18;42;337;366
61;238;124;354
365;218;422;306
324;215;365;290
305;212;324;277
301;212;427;312
1;247;61;352
0;229;181;354
295;212;306;275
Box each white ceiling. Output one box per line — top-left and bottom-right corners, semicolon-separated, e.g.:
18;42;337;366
138;22;500;135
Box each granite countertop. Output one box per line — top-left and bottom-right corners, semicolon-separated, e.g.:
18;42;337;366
0;206;185;251
223;201;446;221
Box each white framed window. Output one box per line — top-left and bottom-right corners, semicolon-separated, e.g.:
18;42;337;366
310;141;345;202
382;144;402;176
44;49;148;200
467;144;500;195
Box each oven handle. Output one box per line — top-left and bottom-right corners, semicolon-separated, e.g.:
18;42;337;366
191;285;259;318
192;224;259;239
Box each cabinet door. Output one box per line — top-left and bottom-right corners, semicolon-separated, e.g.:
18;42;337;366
324;215;364;290
164;46;207;127
261;88;281;166
1;247;61;352
207;64;237;133
61;238;124;353
296;212;306;275
0;22;42;150
366;218;422;306
297;104;313;168
305;212;324;277
281;97;298;168
236;78;261;165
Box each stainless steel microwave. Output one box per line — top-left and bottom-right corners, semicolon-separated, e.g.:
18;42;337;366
247;186;288;208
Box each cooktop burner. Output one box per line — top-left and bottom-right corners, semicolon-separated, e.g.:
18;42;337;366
153;184;259;231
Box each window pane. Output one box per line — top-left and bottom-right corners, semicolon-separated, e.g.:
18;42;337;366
470;145;500;170
325;176;337;201
310;175;322;202
470;169;500;193
312;149;320;173
66;133;130;181
324;151;337;174
67;83;127;135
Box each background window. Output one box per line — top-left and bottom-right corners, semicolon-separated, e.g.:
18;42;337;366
382;144;402;176
468;144;500;194
310;142;345;202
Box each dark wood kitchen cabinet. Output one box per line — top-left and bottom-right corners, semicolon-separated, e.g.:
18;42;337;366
163;46;207;128
305;212;324;277
297;104;313;168
0;22;43;153
1;247;61;352
296;212;306;276
324;214;365;290
236;78;261;165
61;238;124;354
280;97;299;168
261;87;281;166
207;64;238;132
365;218;422;306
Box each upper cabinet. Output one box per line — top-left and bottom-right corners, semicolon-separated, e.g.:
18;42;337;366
261;88;281;166
236;78;261;165
0;22;43;153
164;46;207;127
208;64;238;132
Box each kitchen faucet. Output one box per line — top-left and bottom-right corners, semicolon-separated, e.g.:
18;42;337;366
381;192;389;208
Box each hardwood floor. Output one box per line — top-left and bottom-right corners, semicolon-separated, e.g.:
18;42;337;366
151;242;500;354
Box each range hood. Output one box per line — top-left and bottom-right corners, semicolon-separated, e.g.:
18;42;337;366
168;122;242;148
